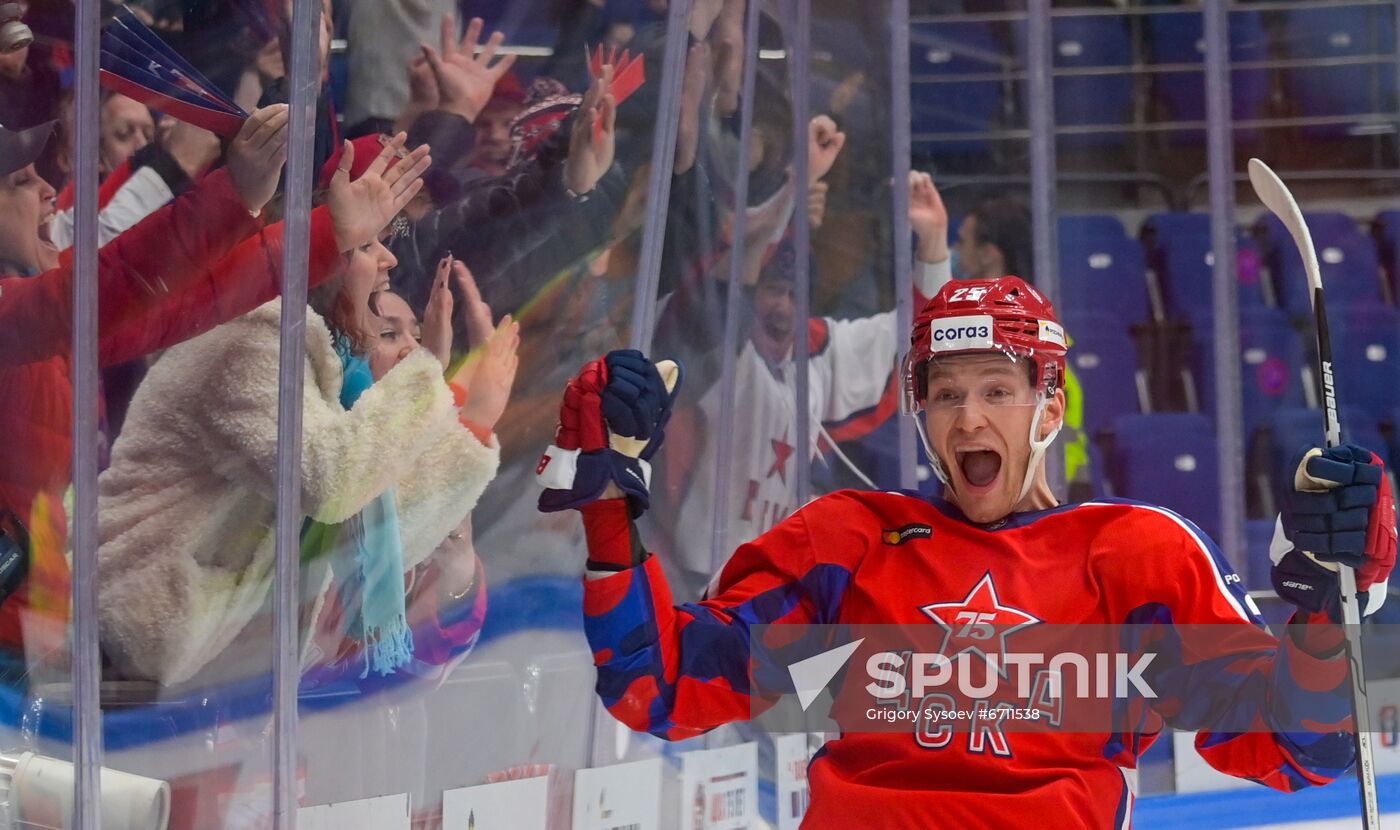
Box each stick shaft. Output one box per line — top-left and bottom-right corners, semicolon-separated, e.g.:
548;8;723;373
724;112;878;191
1250;157;1380;825
1312;265;1381;829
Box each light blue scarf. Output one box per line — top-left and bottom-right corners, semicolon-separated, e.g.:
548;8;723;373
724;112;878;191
300;342;413;677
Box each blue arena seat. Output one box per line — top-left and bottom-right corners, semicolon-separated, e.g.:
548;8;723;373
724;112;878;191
1375;210;1400;256
912;20;1008;75
1374;209;1400;297
912;83;1005;156
1063;213;1127;242
1254;213;1384;317
1256;211;1359;253
1189;306;1307;438
1110;413;1222;541
1278;5;1395;136
1143;213;1270;315
1141;212;1209;253
911;21;1010;155
1144;10;1269;140
1064;311;1142;439
1330;303;1400;419
1051;17;1133;145
1009;17;1132;149
1058;215;1152;325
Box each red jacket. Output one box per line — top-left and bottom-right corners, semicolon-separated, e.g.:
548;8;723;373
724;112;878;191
0;167;343;649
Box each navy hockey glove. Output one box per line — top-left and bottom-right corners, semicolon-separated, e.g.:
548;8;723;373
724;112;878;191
1272;444;1397;616
537;350;683;518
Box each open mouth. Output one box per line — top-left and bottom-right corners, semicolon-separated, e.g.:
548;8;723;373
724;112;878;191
36;215;56;252
956;448;1003;490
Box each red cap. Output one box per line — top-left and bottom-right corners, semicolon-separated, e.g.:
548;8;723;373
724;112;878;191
317;134;406;190
485;71;527;108
901;276;1068;414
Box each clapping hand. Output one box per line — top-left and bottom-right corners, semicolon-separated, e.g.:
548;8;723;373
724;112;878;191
327;133;432;252
421;15;518;124
459;315;520;433
422;255;456;369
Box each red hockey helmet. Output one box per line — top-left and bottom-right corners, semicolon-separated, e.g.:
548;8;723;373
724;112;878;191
901;276;1068;415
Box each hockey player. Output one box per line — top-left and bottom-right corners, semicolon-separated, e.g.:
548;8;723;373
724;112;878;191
536;276;1397;827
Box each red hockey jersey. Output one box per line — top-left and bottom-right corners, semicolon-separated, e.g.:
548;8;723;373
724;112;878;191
582;491;1355;829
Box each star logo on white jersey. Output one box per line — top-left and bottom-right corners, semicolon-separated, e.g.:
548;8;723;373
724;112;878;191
919;572;1040;676
768;428;795;484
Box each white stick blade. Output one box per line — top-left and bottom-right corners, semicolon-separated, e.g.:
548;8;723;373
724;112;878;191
1247;158;1323;297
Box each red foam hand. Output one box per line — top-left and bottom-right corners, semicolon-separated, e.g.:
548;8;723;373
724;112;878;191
1361;452;1398;592
587;43;645;106
555;358;609;452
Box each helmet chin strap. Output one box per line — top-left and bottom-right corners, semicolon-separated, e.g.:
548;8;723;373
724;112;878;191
1018;395;1061;504
911;394;1062;507
913;417;948;485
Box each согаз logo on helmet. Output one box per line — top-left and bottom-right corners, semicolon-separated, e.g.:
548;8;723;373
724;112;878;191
929;315;995;352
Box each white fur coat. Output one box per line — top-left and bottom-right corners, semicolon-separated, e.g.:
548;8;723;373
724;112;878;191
97;298;499;686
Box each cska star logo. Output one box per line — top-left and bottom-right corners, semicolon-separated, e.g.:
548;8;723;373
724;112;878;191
767;428;795;484
919;572;1040;676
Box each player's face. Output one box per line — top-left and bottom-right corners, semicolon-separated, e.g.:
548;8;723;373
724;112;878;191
924;354;1044;523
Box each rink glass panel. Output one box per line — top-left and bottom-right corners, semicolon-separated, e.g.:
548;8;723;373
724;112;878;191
0;2;86;827
84;0;294;825
288;0;714;825
28;0;1400;826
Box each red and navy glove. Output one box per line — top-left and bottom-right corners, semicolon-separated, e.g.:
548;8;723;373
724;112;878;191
1271;444;1398;617
537;350;683;518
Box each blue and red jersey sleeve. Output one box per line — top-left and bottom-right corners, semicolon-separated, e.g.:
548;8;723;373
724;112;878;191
1091;502;1355;792
582;503;854;740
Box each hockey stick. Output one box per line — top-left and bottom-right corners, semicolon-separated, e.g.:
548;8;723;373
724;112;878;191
1248;157;1380;828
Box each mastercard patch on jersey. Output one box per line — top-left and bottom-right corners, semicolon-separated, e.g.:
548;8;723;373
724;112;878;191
882;524;933;546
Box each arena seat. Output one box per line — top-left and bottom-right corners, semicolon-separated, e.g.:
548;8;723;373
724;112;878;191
1330;303;1400;419
1059;215;1152;325
1144;10;1269;141
1141;212;1210;255
911;21;1010;156
1253;213;1385;317
1008;16;1133;150
1143;213;1271;315
1373;209;1400;299
1109;413;1222;541
1279;4;1395;136
1064;310;1143;439
1374;210;1400;259
1188;306;1307;438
